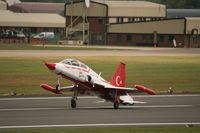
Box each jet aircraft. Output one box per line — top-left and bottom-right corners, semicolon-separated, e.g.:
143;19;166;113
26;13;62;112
41;59;156;109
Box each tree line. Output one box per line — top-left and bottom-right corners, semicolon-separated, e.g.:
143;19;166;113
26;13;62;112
20;0;200;9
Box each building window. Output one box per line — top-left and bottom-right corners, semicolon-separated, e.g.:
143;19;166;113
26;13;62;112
126;34;132;41
117;17;123;23
128;18;134;22
135;18;140;22
116;34;121;42
96;34;103;41
142;35;148;40
97;18;104;24
159;35;164;42
168;35;174;42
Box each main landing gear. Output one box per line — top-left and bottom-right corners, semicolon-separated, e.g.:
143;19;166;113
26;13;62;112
71;99;77;108
113;90;120;109
71;87;79;109
113;101;119;109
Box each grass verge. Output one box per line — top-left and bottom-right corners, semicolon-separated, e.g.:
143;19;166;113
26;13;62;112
0;56;199;96
0;127;200;133
0;43;136;51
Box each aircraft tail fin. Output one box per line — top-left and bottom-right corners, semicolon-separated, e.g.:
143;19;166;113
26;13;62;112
110;62;126;87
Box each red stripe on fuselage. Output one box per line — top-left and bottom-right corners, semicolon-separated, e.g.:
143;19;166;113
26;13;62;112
64;65;90;73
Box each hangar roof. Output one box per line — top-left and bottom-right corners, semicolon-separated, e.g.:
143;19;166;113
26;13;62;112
0;11;65;28
65;0;166;17
167;9;200;18
94;0;163;7
9;2;64;15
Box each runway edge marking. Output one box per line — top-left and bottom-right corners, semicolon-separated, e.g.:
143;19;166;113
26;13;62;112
0;123;200;129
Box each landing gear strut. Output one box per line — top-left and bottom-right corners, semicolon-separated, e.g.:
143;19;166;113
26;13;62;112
55;84;60;91
113;101;119;109
55;76;61;91
71;87;79;109
113;90;120;109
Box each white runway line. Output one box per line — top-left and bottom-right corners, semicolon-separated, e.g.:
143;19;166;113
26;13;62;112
0;122;200;129
0;105;192;111
79;105;192;109
0;108;64;111
0;94;200;101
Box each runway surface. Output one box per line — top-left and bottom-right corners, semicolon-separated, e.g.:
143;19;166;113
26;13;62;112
0;48;200;57
0;94;200;129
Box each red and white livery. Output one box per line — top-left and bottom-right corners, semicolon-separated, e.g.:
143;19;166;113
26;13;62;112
41;59;156;109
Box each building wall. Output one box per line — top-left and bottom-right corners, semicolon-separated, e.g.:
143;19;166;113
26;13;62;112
107;33;200;47
0;1;7;10
108;5;166;17
108;19;185;34
65;16;107;44
186;18;200;34
65;1;107;17
65;16;107;33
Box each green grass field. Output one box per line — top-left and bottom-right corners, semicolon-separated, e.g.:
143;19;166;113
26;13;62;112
0;56;199;96
0;127;200;133
0;43;136;51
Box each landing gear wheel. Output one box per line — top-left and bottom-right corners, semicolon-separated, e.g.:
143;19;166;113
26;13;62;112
113;101;119;109
55;84;60;91
71;99;77;109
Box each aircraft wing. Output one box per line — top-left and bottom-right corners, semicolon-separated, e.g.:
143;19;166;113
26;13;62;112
104;85;156;95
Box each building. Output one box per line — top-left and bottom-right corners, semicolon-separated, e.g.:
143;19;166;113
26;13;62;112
0;0;7;10
64;0;200;47
108;17;200;47
0;0;65;44
64;0;166;45
1;0;200;47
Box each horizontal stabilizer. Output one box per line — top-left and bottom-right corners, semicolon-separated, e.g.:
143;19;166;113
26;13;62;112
133;100;147;104
93;100;106;103
135;85;156;95
40;84;62;94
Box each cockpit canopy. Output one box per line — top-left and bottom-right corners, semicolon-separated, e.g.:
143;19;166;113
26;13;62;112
60;59;88;69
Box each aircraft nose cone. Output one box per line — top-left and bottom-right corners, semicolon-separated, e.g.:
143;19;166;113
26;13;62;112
45;62;56;70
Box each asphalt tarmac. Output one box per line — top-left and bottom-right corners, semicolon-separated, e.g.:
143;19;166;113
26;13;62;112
0;94;200;129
